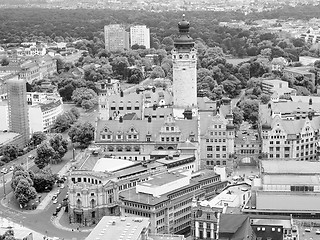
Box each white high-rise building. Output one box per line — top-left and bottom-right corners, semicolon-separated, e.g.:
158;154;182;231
104;24;129;52
171;15;197;109
130;25;150;49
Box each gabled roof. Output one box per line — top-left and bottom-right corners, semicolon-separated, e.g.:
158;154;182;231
95;118;198;142
219;214;250;236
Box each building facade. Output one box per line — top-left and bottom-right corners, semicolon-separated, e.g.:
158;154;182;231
171;16;197;109
130;25;150;49
7;75;29;145
104;24;129;52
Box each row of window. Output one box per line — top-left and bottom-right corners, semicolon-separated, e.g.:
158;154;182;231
206;146;227;152
110;106;140;111
206;154;227;159
124;201;151;210
206;139;226;143
174;206;191;217
290;185;314;192
206;160;227;166
124;208;151;218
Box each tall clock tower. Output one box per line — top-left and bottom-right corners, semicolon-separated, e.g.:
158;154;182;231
172;15;197;110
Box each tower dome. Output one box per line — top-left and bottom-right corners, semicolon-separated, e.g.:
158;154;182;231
174;14;194;49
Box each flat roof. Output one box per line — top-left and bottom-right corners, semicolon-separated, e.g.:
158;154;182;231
261;160;320;174
251;219;291;228
85;216;149;240
156;155;194;165
0;132;20;145
256;192;320;212
263;175;320;185
140;172;186;187
92;158;136;173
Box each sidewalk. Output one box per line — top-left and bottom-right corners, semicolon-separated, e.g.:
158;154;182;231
51;207;92;233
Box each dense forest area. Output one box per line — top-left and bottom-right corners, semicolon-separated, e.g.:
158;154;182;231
1;4;320;45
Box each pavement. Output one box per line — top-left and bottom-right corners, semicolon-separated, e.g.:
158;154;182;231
0;151;93;239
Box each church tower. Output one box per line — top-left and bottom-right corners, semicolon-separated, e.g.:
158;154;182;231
172;15;197;110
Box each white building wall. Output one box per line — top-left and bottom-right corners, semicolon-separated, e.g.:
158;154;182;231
0;104;9;131
29;106;44;134
130;25;150;49
172;48;197;108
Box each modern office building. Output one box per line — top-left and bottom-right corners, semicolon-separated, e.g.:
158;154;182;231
7;75;29;146
130;25;150;49
104;24;129;52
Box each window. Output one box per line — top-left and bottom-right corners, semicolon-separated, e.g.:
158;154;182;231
216;146;220;151
207;146;213;151
206;214;210;220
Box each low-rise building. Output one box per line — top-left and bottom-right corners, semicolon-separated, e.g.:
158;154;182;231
261;79;296;101
68;149;200;226
259;101;320;161
243;160;320;219
217;214;299;240
119;169;227;235
85;216;186;240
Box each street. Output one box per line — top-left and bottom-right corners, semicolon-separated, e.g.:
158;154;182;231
0;106;98;240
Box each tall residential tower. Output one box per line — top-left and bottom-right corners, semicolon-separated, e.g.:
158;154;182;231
130;25;150;49
172;15;197;110
7;76;29;145
104;24;129;52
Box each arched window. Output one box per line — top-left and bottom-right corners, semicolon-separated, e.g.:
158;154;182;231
76;199;81;208
90;199;95;208
168;146;174;150
158;146;164;150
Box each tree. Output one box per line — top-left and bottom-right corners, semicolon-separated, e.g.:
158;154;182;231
2;145;19;161
29;132;46;147
260;94;271;104
239;99;259;127
68;122;95;148
128;68;143;84
35;142;55;169
111;56;129;79
233;107;243;128
14;179;37;207
150;66;165;79
70;107;80;119
32;169;58;193
49;134;68;163
314;60;320;69
52;114;72;133
71;87;98;107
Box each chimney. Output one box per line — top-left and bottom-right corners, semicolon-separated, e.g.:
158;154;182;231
309;98;312;105
152;87;156;93
107;77;111;83
120;91;124;97
119;116;123;123
148;116;152;122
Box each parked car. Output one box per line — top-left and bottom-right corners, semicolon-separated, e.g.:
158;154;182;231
56;189;60;195
52;211;58;216
52;195;56;201
9;166;14;171
60;184;65;189
56;204;62;212
1;168;7;174
53;199;58;204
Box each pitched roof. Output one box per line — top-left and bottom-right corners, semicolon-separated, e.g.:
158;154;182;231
219;214;249;234
95;117;198;143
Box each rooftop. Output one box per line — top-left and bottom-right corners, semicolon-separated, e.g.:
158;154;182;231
92;158;136;173
261;160;320;174
251;219;292;229
85;216;149;240
139;172;187;187
256;191;320;212
0;132;20;146
263;175;320;185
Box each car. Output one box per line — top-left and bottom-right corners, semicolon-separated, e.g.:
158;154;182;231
53;199;58;204
56;189;60;195
52;195;56;201
305;228;311;232
52;211;58;216
9;166;14;171
28;155;35;160
1;168;7;174
316;229;320;235
60;184;65;189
